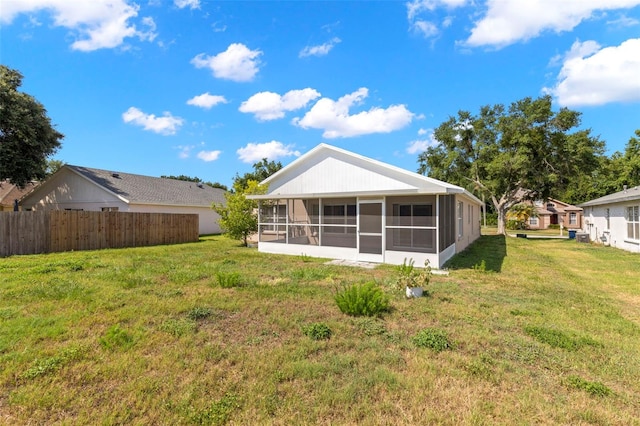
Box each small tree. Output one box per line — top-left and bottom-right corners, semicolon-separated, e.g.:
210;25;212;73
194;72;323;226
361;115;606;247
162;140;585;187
506;203;538;230
212;180;267;246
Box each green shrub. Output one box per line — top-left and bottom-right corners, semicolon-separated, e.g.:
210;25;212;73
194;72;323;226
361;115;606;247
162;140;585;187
413;328;453;352
301;322;332;340
566;375;611;397
334;282;391;317
99;324;135;351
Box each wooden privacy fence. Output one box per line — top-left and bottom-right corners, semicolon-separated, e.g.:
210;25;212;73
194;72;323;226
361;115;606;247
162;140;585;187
0;211;199;257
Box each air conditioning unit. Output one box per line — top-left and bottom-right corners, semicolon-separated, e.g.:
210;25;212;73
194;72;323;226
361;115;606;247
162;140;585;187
576;233;590;243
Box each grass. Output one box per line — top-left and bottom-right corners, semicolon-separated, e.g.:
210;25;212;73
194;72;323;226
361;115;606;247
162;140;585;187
1;234;640;424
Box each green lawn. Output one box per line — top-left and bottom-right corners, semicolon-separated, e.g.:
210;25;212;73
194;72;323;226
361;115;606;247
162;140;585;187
1;235;639;424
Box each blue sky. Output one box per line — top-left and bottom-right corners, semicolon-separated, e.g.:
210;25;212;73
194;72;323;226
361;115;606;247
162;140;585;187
2;1;639;188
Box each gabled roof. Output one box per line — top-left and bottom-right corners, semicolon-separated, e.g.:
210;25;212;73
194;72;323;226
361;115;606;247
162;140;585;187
24;165;226;207
579;186;640;207
251;144;482;204
0;180;38;208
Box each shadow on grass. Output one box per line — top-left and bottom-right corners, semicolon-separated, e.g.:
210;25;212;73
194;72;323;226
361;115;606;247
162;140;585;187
444;234;507;272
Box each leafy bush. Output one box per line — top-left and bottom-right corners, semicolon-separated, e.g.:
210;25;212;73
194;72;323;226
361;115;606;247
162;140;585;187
334;282;391;317
301;322;332;340
566;375;611;397
506;219;527;230
413;328;453;352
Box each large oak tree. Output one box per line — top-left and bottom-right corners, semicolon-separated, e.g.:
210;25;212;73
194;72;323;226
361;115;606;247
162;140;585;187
0;65;64;188
418;95;604;235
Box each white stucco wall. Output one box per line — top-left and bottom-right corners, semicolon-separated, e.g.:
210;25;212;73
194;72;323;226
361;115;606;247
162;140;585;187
583;203;640;253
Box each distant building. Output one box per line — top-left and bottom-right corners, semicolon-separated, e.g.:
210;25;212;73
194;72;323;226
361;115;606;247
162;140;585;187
0;180;38;211
20;165;226;235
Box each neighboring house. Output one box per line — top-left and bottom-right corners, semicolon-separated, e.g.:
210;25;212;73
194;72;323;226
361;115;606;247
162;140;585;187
0;180;38;211
527;198;583;230
20;165;226;235
247;144;483;268
579;185;640;253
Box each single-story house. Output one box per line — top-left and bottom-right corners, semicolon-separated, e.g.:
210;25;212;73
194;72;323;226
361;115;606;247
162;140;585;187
20;165;226;235
527;198;583;230
0;180;38;211
579;185;640;253
247;144;483;268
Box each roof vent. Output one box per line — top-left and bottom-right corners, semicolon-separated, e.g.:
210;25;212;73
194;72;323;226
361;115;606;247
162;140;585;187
112;173;120;178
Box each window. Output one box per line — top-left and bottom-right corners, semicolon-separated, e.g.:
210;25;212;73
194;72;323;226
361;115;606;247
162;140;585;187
569;212;577;225
457;201;464;238
389;203;433;249
101;207;119;212
605;208;610;229
322;203;356;234
627;206;639;240
529;216;538;226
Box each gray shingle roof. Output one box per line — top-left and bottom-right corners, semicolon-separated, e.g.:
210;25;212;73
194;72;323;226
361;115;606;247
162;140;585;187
67;165;226;207
578;186;640;207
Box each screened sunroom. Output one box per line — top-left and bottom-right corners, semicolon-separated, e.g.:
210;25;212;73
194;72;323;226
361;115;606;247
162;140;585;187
248;144;482;268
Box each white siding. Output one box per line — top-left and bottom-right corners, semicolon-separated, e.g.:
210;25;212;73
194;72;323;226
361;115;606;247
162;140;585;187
584;203;640;253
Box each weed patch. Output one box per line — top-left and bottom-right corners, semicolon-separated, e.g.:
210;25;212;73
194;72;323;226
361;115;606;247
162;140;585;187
413;328;453;352
524;326;602;351
334;282;390;317
160;318;197;337
566;375;612;397
301;322;332;340
99;324;135;351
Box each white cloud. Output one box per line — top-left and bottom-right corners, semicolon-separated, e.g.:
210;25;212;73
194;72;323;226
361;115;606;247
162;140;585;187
545;38;640;107
239;88;321;121
466;0;640;48
0;0;157;51
191;43;262;82
407;129;438;154
237;141;301;164
197;150;221;162
177;144;194;159
174;0;200;9
406;0;466;38
293;88;414;138
187;92;228;109
299;37;341;57
122;107;184;135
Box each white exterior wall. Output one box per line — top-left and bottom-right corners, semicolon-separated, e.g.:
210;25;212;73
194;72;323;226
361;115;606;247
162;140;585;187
21;169;127;211
583;203;640;253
